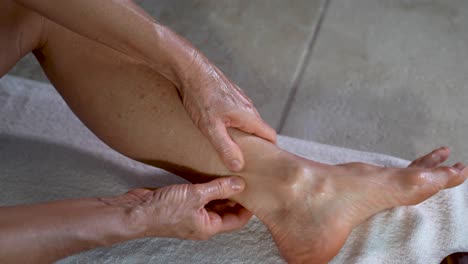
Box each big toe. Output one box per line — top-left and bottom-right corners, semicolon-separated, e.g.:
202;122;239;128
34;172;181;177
392;166;464;206
450;166;468;187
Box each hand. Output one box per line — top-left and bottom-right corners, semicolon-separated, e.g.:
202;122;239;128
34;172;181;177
108;176;252;240
177;53;277;172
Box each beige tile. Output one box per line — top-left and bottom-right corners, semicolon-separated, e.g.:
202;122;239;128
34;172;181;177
282;0;468;162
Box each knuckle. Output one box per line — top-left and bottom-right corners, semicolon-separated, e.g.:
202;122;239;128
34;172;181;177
215;180;227;197
221;115;232;126
405;170;429;187
191;185;205;203
215;140;236;157
202;116;218;131
203;104;214;114
220;144;235;157
217;147;240;168
194;116;206;129
244;103;255;111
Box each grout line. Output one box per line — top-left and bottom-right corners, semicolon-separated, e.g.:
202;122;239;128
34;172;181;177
276;0;330;133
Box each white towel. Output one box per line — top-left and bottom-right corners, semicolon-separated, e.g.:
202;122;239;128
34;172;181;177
0;75;467;264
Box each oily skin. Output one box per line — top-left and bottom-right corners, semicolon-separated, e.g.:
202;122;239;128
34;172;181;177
1;1;467;263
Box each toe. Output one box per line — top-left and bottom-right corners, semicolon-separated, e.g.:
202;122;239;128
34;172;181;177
429;166;459;189
453;162;466;171
446;166;468;188
408;147;450;168
419;166;465;190
390;166;461;206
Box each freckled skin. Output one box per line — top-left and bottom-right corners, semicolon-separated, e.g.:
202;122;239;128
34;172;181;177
1;1;468;264
10;0;277;172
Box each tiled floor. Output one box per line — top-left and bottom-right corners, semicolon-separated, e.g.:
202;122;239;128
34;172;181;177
281;0;468;163
7;0;468;163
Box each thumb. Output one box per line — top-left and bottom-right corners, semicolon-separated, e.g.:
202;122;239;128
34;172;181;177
206;122;245;172
196;177;245;206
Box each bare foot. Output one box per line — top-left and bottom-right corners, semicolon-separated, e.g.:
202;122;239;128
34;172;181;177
259;147;467;264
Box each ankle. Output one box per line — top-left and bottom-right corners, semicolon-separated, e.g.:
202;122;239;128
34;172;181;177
238;150;328;219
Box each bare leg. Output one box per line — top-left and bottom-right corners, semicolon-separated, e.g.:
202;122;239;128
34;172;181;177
27;17;468;264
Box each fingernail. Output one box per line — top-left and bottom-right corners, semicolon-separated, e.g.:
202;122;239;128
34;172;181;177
230;160;242;171
230;177;244;191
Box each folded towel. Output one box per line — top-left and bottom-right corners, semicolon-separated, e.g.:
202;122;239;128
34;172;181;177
1;75;466;264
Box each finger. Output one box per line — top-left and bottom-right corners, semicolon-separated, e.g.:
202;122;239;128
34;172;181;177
408;147;450;168
247;108;277;144
207;122;245;171
231;115;277;144
206;204;253;235
195;176;245;206
251;118;277;144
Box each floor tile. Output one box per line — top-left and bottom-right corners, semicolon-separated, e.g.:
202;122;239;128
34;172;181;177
282;0;468;162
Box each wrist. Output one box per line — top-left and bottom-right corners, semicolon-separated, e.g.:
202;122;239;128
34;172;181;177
94;195;150;244
152;24;209;91
120;203;149;240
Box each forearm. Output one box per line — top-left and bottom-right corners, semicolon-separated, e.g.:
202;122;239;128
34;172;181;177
0;198;140;264
13;0;197;86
